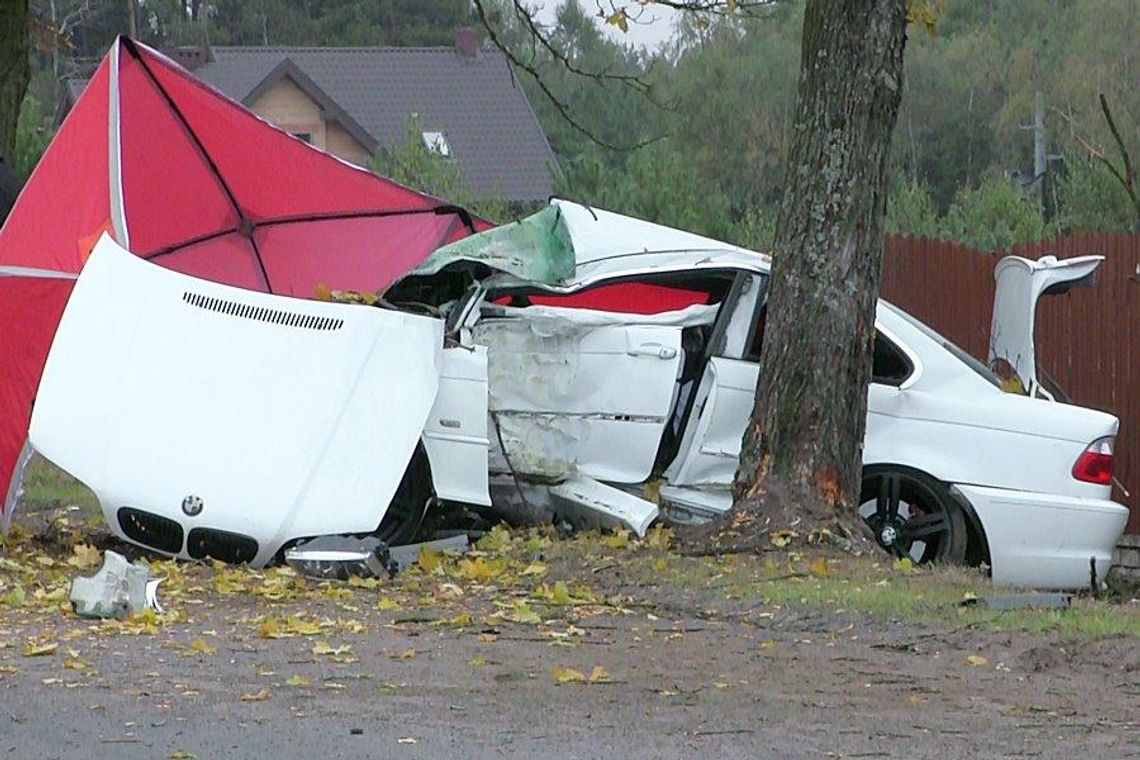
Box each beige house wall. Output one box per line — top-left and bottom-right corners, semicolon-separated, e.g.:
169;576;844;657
248;78;371;166
325;122;372;167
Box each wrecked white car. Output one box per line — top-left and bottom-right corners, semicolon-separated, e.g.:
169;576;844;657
14;201;1130;590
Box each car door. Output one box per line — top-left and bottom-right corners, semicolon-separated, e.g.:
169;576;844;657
664;274;765;487
472;316;683;484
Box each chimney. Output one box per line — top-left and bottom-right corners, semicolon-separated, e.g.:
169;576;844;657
454;27;477;57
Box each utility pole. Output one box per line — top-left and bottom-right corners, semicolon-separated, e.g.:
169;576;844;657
1033;91;1046;207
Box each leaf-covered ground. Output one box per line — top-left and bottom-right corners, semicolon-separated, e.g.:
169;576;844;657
1;506;1137;759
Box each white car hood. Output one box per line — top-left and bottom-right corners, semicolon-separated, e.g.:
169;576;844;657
30;235;443;566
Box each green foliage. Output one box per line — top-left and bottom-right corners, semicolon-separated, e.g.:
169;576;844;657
941;172;1054;249
665;10;801;214
556;141;736;242
886;178;941;238
371;117;514;223
13;92;53;180
1053;153;1139;233
26;0;1140;250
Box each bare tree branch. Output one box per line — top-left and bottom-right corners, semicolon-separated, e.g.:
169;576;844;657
1101;93;1135;193
510;1;651;93
1054;96;1140;222
472;0;665;151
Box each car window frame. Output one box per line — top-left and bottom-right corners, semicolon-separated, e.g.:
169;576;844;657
873;322;922;390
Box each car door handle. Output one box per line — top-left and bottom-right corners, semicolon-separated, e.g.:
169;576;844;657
628;343;678;360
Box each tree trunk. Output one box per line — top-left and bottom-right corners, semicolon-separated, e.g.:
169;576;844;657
687;0;907;553
0;0;30;165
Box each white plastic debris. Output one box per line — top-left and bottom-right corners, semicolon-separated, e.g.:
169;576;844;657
68;550;155;619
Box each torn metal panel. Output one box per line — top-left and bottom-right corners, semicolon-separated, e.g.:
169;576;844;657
549;475;659;537
481;302;719;330
658;484;732;525
411;204;575;284
475;317;682;483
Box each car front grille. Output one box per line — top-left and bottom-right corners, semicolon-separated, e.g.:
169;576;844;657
117;507;184;554
186;527;259;564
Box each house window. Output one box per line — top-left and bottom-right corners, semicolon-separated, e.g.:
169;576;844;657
421;130;451;158
292;132;312;144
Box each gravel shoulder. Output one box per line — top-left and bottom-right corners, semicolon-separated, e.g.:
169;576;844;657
2;509;1137;759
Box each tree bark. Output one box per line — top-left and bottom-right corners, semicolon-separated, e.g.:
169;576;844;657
0;0;30;165
688;0;907;553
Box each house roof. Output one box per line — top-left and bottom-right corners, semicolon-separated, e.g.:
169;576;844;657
193;46;558;203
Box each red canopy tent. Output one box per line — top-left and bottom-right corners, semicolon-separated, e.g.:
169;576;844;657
0;37;490;523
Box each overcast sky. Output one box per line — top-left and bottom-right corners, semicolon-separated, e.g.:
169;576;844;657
531;1;680;51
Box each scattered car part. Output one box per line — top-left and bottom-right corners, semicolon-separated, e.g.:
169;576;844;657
285;534;470;579
548;475;659;537
960;592;1072;610
69;550;154;619
284;536;394;581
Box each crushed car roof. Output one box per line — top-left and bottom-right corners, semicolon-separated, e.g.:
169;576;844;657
414;199;770;288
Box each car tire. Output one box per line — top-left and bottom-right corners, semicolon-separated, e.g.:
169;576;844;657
375;444;433;546
858;467;968;565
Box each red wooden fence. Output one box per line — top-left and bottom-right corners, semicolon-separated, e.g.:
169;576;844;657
881;234;1140;534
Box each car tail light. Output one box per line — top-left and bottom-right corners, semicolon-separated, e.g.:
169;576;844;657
1072;436;1114;485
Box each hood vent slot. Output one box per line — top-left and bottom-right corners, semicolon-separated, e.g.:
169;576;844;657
183;291;344;331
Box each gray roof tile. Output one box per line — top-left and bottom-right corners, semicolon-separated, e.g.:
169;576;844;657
195;46;557;203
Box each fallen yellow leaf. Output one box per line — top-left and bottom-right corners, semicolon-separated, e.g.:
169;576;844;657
285;675;311;687
240;687;271;702
457;556;504;583
587;665;611;683
893;557;914;572
603;531;630;549
966;655;989;667
188;638;216;655
417;547;442;574
66;544;101;569
769;529;798;548
23;641;57;657
552;665;586;683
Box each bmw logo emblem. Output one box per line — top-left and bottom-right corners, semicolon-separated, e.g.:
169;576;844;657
181;495;204;516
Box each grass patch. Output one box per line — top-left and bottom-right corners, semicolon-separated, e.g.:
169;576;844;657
557;535;1140;640
19;455;98;512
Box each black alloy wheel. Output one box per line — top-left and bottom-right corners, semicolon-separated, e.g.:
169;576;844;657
858;468;967;565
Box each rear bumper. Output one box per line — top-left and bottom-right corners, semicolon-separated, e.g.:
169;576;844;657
951;484;1129;590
